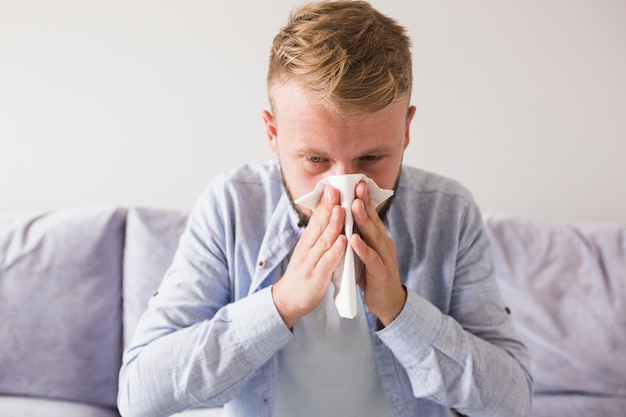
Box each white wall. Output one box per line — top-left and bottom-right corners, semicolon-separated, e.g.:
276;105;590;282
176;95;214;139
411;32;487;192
1;0;625;224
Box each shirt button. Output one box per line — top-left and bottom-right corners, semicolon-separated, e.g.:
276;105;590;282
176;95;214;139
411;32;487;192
258;260;266;268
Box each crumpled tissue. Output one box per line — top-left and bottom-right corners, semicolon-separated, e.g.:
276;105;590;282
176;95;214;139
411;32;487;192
294;174;393;318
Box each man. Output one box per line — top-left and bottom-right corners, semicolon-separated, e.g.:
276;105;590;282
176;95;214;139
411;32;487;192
118;1;532;416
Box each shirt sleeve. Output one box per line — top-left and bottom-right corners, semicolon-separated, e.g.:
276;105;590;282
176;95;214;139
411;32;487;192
117;183;293;417
376;198;533;417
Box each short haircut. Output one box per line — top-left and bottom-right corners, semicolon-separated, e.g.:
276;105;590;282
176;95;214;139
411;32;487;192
267;0;413;116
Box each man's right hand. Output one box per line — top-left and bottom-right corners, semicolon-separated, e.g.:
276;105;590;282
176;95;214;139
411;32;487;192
271;185;347;328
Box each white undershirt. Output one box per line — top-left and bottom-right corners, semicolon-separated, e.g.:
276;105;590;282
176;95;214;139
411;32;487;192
273;285;393;417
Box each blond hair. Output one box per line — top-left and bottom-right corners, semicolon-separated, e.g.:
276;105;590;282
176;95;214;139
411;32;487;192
267;0;412;116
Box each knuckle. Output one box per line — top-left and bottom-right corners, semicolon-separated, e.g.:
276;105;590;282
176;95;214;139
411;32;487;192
317;232;335;251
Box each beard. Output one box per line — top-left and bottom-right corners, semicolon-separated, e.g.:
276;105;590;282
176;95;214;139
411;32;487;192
281;167;401;228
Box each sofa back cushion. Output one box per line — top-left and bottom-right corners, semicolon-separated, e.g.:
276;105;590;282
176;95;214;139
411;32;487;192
0;206;126;408
122;207;188;348
484;216;626;398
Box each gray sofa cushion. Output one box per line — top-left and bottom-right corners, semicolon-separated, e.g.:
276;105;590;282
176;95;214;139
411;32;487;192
532;394;626;417
0;206;126;408
122;207;188;348
485;216;626;410
0;395;120;417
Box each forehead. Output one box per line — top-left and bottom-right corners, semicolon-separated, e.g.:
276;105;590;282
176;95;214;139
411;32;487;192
273;83;408;147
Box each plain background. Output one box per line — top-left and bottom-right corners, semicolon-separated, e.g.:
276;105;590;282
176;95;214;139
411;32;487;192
1;0;625;224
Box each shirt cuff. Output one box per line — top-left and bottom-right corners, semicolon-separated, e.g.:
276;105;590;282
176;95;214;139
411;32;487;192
225;286;294;367
375;289;445;361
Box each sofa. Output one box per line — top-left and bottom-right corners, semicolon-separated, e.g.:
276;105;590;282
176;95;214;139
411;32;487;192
0;205;624;416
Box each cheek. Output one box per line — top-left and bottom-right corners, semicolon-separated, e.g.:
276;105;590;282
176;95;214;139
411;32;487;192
364;162;401;190
370;175;396;191
280;161;321;199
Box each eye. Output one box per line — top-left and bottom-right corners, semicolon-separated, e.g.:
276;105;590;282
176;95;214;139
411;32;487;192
309;156;325;163
360;155;381;162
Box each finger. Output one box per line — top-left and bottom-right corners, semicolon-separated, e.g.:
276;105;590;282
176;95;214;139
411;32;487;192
352;197;387;253
315;233;348;276
350;232;384;275
355;181;382;222
299;186;340;247
310;205;345;260
295;204;345;275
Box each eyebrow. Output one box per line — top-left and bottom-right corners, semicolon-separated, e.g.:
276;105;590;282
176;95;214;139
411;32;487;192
295;145;397;157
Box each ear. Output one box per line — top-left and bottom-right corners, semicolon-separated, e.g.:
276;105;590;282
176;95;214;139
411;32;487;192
404;105;417;150
262;110;279;155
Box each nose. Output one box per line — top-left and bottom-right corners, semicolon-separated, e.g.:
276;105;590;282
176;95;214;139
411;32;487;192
331;162;359;176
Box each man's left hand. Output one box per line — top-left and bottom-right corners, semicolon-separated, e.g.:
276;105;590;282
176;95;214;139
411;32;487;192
351;181;407;327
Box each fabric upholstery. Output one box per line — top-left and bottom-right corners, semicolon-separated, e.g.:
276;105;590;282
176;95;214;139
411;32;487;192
484;216;626;411
0;395;121;417
532;394;626;417
0;206;126;408
122;207;188;347
0;394;224;417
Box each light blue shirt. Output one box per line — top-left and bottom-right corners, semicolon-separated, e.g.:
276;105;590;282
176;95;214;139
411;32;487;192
118;160;532;417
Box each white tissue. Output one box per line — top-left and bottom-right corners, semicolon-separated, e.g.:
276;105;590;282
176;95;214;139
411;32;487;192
294;174;394;318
